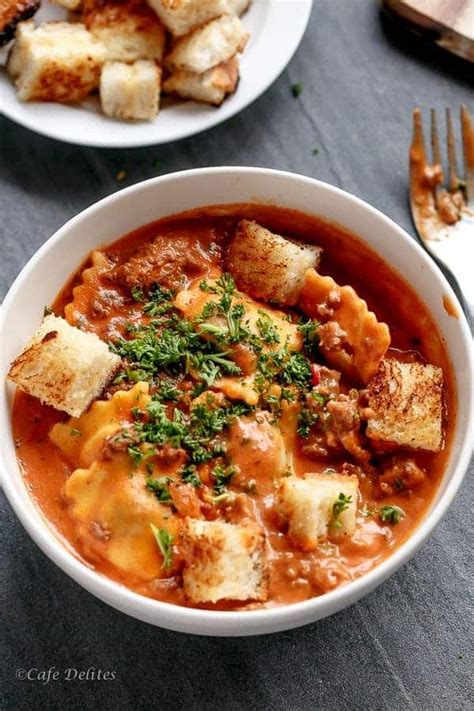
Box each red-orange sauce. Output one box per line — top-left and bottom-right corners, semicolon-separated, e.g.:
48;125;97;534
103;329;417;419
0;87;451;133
12;205;455;610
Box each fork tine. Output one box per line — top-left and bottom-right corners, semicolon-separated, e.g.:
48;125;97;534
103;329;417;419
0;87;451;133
446;108;459;191
460;104;474;205
431;108;442;166
411;108;427;163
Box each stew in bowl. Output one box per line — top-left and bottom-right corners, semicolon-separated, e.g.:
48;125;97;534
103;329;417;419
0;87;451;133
7;202;457;612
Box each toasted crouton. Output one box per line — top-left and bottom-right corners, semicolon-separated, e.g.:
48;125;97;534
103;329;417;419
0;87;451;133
6;19;33;77
181;519;268;604
8;315;121;417
84;0;166;63
227;220;322;306
165;15;248;74
0;0;39;46
146;0;228;37
100;60;161;120
366;360;444;451
277;474;359;550
163;56;238;105
7;21;106;103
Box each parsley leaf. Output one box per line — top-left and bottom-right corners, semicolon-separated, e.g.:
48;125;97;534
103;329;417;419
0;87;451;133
379;505;405;524
146;476;172;503
150;524;173;570
331;493;353;528
212;463;237;495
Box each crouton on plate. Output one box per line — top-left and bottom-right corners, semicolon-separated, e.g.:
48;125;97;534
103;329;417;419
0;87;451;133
227;220;322;306
181;518;268;604
8;314;121;417
0;0;39;46
146;0;228;37
163;56;239;106
100;60;161;121
165;14;248;74
84;0;166;63
278;474;359;550
366;359;444;451
7;21;106;103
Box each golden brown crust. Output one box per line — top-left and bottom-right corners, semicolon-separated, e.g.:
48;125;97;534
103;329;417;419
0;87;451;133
366;359;443;451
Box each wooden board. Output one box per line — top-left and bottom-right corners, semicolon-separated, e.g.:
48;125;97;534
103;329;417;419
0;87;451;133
381;0;474;61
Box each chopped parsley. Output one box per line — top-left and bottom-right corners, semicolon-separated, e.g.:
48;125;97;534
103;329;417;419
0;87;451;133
298;319;320;357
146;476;172;503
130;398;251;468
180;464;201;488
131;286;144;302
331;493;353;528
150;524;173;570
379;505;405;524
111;312;240;387
297;408;318;438
256;311;280;345
212;464;237;495
69;428;82;437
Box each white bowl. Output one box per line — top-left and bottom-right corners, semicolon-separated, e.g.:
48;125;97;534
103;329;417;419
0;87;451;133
1;168;473;636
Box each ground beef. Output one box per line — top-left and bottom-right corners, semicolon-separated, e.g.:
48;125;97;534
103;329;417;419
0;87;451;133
377;457;426;496
110;234;214;291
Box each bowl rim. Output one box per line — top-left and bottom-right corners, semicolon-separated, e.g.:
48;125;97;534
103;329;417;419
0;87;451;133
1;166;473;635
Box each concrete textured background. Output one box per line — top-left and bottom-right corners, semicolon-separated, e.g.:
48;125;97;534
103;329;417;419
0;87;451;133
1;1;473;709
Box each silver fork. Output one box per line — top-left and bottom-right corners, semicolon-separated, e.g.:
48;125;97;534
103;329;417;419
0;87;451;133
409;105;474;320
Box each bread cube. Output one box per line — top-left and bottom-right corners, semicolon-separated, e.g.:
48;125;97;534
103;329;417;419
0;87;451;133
163;56;238;106
228;220;322;306
165;15;248;74
100;60;161;121
181;519;268;604
366;359;444;451
146;0;228;37
8;315;121;417
84;0;166;63
0;0;39;46
7;21;105;103
278;474;359;550
6;19;34;78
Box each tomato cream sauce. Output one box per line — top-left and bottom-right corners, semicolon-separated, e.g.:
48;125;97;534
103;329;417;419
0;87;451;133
12;204;455;610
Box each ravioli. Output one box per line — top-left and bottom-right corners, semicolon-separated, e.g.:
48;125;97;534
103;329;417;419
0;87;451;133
50;382;150;467
64;455;179;580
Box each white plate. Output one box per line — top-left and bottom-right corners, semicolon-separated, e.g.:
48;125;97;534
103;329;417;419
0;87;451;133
0;0;313;147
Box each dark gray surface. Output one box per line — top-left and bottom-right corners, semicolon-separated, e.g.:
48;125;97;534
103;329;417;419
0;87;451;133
1;1;473;709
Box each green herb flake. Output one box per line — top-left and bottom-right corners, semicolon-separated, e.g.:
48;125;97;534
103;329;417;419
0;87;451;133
150;524;173;570
379;505;405;525
292;82;303;98
297;408;318;438
69;428;82;437
331;492;353;528
212;463;237;495
43;306;53;316
131;286;144;302
146;476;172;503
